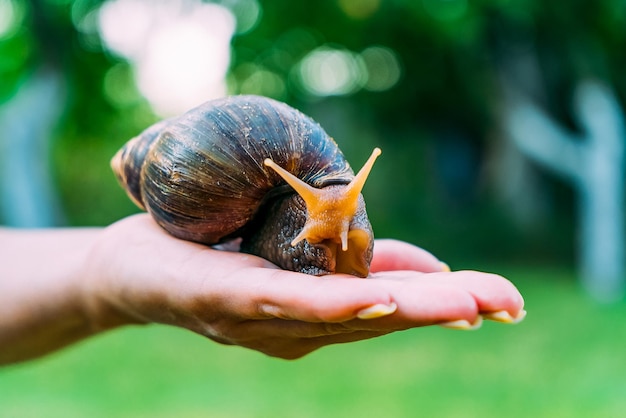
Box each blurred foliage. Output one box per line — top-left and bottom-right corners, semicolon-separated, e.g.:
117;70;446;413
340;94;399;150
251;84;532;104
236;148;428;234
1;0;624;266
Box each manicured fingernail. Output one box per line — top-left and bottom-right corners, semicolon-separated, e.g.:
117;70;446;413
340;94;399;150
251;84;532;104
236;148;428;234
483;309;527;324
439;315;483;330
357;302;397;319
513;309;527;323
483;310;515;323
440;262;451;272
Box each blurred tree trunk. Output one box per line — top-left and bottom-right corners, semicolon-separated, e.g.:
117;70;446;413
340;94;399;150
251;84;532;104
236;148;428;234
0;0;68;226
0;69;66;226
487;129;550;230
502;80;625;302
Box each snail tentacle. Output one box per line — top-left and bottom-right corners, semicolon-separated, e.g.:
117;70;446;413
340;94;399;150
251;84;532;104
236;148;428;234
263;147;381;253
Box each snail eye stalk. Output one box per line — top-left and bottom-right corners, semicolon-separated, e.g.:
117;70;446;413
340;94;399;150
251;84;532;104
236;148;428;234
264;147;381;251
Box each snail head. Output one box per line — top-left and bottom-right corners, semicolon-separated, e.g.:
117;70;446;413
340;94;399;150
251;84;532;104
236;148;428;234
264;148;381;277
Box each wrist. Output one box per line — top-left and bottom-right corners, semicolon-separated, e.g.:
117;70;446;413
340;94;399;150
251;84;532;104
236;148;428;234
77;227;148;334
0;227;122;364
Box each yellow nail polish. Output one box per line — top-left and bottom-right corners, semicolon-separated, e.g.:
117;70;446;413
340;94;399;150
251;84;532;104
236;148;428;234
483;310;515;323
357;303;397;319
483;309;527;324
513;309;527;323
439;315;483;330
482;309;526;324
440;262;451;272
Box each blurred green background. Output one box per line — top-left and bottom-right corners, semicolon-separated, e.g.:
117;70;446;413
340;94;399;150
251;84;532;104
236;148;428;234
0;0;625;416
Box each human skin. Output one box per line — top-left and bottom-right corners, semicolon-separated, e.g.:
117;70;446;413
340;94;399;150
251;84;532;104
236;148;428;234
0;214;525;365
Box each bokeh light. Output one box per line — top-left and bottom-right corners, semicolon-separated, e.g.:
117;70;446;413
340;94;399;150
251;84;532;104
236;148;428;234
234;63;286;99
297;46;366;97
228;0;262;34
102;62;143;108
295;44;401;97
0;0;22;39
98;0;235;116
97;0;153;58
338;0;381;20
360;45;402;91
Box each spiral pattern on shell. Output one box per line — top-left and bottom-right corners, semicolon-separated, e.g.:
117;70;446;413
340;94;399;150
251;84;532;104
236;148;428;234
112;95;356;246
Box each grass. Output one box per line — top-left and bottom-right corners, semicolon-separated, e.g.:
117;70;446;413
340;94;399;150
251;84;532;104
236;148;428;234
1;266;625;417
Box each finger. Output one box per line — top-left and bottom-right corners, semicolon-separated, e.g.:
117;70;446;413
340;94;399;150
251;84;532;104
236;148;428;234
346;279;483;330
373;270;525;317
202;269;525;359
211;267;397;323
379;270;526;316
213;268;523;329
227;318;360;341
231;273;511;336
230;279;520;358
435;270;526;319
283;270;524;332
198;317;389;359
370;239;447;273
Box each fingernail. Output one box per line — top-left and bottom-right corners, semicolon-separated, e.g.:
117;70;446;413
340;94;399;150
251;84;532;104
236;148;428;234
357;302;397;319
483;310;514;323
513;309;527;323
483;309;527;324
440;262;451;272
439;315;483;330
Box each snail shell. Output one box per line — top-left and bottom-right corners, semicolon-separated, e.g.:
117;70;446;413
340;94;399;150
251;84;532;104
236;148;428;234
112;95;380;277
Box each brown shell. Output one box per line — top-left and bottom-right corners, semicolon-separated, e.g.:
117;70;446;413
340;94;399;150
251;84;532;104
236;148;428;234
112;95;355;245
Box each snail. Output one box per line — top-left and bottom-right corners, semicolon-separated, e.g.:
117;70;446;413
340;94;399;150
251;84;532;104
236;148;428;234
111;95;381;277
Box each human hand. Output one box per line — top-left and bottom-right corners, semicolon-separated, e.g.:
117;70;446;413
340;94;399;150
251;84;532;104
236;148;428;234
81;214;525;359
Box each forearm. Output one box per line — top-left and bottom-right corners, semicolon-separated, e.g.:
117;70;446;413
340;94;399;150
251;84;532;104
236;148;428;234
0;227;103;365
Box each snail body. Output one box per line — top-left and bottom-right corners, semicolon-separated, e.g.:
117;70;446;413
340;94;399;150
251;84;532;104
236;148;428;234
112;95;380;277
